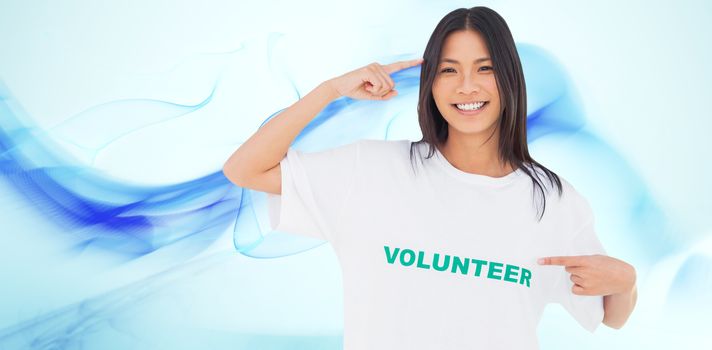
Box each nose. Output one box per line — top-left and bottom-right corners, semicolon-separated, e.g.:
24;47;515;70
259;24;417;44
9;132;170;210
455;75;481;95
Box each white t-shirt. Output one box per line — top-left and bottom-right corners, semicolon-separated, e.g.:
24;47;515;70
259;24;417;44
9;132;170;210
267;138;607;350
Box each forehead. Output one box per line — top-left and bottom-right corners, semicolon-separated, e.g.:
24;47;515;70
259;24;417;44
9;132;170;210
439;30;490;62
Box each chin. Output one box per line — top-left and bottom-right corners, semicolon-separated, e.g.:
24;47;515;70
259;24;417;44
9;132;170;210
443;115;499;135
450;125;493;136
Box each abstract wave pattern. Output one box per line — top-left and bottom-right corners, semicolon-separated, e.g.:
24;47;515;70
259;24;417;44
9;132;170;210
0;18;709;350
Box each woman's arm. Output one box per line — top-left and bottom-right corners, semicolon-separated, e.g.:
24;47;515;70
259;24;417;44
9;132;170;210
222;58;422;195
603;283;638;329
538;254;638;329
222;80;340;194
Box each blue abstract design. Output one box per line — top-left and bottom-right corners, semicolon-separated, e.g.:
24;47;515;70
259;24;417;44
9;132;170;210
1;1;710;349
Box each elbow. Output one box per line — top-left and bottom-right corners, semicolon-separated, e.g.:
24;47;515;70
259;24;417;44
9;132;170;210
222;166;236;185
604;321;624;330
603;315;630;330
603;322;623;329
222;162;244;187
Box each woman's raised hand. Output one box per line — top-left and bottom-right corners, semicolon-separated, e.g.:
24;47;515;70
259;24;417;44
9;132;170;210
326;58;424;101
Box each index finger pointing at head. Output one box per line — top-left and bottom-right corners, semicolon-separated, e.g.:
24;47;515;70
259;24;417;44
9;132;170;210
384;58;424;74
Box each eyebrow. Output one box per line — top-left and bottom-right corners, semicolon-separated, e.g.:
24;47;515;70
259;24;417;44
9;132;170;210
440;57;491;64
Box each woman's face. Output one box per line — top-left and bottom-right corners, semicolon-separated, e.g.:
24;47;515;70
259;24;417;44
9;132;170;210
432;29;501;139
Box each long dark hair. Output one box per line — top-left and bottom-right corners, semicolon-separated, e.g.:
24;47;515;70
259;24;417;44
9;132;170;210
409;6;562;221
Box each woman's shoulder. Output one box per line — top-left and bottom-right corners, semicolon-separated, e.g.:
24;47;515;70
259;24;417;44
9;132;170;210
520;162;577;192
527;165;592;220
352;139;422;177
357;138;411;148
356;138;413;157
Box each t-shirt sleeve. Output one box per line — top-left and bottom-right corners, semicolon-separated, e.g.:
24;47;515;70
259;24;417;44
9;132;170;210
551;198;608;333
266;140;361;241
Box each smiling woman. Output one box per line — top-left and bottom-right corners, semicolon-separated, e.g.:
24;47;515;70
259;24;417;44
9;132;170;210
433;31;499;132
225;5;636;350
409;8;554;220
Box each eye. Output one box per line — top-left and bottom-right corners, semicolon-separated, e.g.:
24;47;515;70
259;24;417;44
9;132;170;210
480;66;494;71
440;67;455;73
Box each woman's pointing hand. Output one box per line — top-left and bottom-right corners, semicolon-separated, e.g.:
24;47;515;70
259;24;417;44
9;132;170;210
326;58;424;101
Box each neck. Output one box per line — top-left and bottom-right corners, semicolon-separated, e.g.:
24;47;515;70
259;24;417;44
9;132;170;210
437;128;514;177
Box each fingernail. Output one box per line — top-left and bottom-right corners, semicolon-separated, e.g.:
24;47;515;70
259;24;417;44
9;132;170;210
537;258;544;264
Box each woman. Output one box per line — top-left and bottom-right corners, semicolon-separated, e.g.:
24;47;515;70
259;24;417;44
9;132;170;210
223;6;637;350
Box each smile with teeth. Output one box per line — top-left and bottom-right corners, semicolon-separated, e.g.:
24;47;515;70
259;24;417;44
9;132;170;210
454;101;487;111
